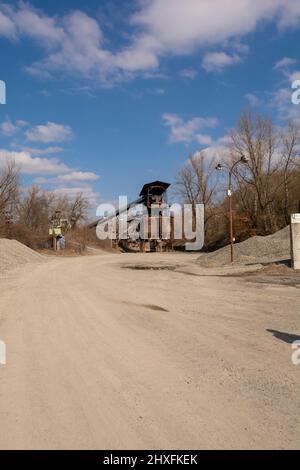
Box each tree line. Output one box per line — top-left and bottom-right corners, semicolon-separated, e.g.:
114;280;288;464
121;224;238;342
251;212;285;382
0;161;89;248
175;111;300;250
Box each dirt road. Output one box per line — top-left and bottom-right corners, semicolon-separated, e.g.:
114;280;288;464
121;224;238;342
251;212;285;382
0;252;299;449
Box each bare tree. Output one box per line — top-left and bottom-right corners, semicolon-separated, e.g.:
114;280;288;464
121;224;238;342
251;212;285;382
50;192;89;228
230;111;300;233
0;161;20;224
175;111;300;249
175;152;219;234
17;187;90;232
18;186;55;231
280;121;300;224
67;193;90;228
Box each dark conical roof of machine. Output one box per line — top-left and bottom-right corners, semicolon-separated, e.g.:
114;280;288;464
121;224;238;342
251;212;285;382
139;181;170;197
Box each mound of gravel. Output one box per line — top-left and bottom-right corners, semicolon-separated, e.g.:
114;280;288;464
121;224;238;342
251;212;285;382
198;226;290;267
0;238;44;277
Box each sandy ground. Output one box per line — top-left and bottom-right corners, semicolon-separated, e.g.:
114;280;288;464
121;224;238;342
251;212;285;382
0;251;299;450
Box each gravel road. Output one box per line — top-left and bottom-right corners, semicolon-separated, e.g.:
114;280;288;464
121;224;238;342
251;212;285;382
0;252;299;449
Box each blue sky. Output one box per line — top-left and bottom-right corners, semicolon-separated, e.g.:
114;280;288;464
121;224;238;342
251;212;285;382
0;0;300;210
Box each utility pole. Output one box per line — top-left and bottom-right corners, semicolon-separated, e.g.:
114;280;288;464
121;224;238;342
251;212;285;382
216;156;248;263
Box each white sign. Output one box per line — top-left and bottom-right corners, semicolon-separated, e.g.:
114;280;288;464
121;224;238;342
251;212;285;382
291;214;300;223
0;340;6;365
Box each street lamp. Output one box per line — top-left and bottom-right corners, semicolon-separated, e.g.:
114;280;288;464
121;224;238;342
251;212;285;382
216;156;249;263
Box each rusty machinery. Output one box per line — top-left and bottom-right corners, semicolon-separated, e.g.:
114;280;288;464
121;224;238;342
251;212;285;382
138;181;171;253
89;181;173;253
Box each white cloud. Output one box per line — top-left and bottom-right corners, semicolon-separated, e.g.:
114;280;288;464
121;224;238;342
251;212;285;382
162;113;218;144
194;134;232;162
33;176;48;185
289;70;300;82
0;149;70;174
179;68;198;79
1;120;18;136
274;57;297;70
26;10;114;82
245;93;262;107
202;52;241;73
231;42;250;55
130;0;299;74
277;0;300;29
1;119;28;135
26;122;73;143
114;35;159;72
57;171;100;183
52;185;99;206
0;10;16;39
0;147;100;187
196;134;213;146
1;1;300;84
21;146;64;155
16;119;28;126
132;1;275;51
0;116;100;195
13;3;64;45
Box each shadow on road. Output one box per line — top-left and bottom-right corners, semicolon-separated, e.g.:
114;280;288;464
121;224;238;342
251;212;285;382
266;329;300;344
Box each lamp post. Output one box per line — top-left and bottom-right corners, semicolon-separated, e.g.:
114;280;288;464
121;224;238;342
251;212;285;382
216;156;248;263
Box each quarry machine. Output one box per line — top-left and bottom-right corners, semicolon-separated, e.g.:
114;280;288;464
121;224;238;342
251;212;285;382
89;181;173;253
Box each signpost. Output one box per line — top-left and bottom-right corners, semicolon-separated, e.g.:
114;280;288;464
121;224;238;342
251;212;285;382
49;211;63;251
290;214;300;270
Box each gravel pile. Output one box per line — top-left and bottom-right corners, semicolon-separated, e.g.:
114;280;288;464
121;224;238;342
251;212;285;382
0;238;44;277
198;226;290;267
